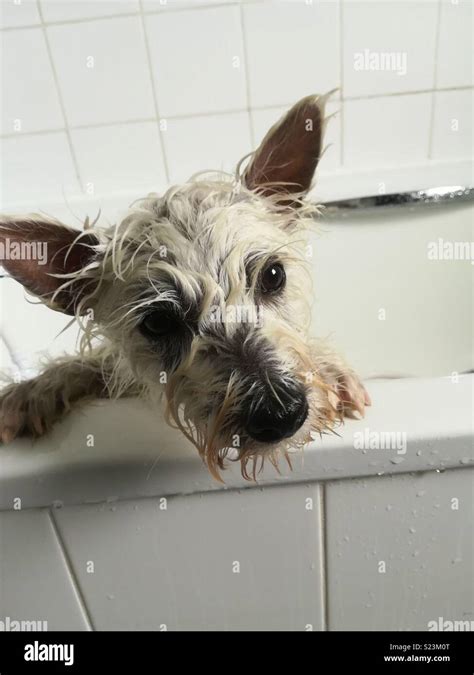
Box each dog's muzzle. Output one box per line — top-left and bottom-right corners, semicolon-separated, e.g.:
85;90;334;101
244;382;308;444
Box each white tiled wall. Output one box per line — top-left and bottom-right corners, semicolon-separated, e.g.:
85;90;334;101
342;1;439;97
0;0;472;212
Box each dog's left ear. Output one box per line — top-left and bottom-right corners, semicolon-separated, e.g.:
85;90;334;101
244;94;327;200
0;217;100;315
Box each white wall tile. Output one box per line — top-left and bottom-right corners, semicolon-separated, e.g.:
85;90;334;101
0;132;80;208
0;510;90;630
0;0;40;28
431;89;473;160
343;93;431;169
47;16;155;126
326;470;474;630
146;6;246;117
54;484;324;630
343;0;438;97
244;2;340;108
1;28;63;135
251;99;341;174
251;105;288;151
71;122;166;196
437;0;473;89
163;112;251;183
41;0;139;23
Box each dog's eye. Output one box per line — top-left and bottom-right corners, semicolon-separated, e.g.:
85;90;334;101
139;310;181;338
260;262;286;295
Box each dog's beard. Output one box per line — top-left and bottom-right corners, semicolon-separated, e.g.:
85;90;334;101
164;364;342;481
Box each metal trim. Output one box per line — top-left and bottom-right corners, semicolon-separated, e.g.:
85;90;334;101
321;186;474;217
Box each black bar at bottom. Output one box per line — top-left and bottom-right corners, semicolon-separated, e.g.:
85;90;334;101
0;630;472;673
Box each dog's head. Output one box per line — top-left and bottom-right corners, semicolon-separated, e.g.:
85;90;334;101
1;94;339;478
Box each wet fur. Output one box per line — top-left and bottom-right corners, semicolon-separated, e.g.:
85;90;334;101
0;94;369;479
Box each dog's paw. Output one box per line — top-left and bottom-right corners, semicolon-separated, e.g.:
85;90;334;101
0;381;53;444
324;369;371;420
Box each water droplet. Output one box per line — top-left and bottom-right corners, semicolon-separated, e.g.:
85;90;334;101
390;456;405;465
460;458;471;465
107;594;115;601
386;504;393;511
52;500;63;509
416;491;426;498
412;550;420;557
416;450;422;456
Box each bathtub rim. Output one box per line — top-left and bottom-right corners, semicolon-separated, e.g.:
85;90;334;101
0;374;472;511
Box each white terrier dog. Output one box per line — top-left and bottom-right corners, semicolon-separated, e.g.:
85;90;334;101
0;94;370;479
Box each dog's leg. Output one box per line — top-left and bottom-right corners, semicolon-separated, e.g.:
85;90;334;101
312;343;371;419
0;350;133;444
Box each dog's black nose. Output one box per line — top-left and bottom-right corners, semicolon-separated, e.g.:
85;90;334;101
244;385;308;444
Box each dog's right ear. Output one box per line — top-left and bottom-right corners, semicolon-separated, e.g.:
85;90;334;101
0;217;100;315
244;93;328;201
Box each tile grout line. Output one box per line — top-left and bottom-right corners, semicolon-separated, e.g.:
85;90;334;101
428;0;443;160
48;508;95;631
2;85;472;141
344;85;474;101
319;483;330;632
0;2;248;32
1;11;139;31
138;0;171;183
37;0;85;194
239;3;254;149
